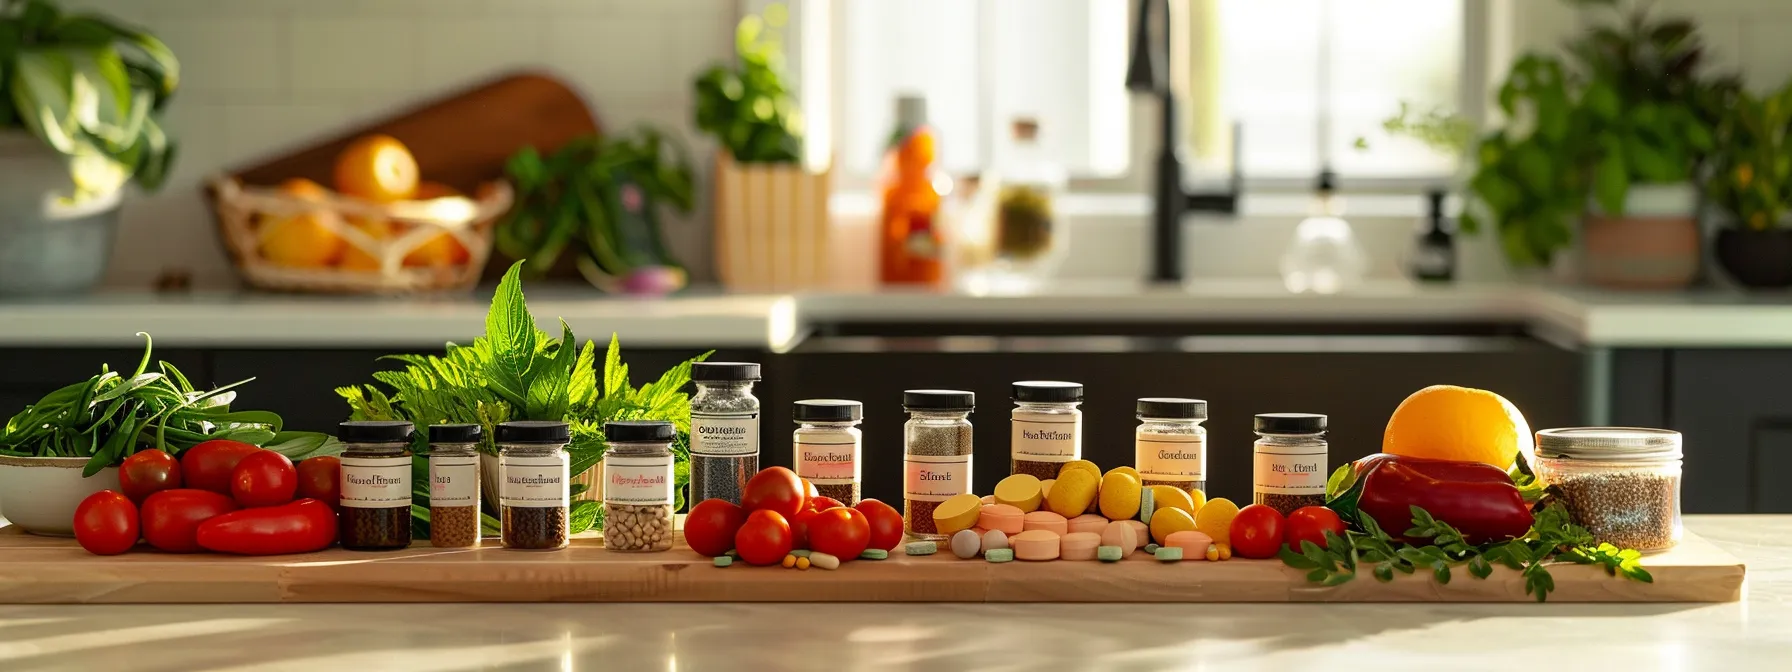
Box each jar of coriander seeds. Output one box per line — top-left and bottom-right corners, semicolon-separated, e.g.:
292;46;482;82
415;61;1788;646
1534;427;1683;553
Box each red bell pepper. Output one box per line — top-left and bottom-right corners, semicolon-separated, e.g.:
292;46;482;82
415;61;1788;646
1351;454;1533;545
196;498;339;555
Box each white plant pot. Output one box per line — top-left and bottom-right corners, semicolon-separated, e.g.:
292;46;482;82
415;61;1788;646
0;131;124;295
0;456;120;536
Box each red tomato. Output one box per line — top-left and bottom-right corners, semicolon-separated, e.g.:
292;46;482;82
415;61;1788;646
118;449;182;502
140;488;239;553
1229;504;1287;559
854;498;904;551
808;495;845;512
734;509;793;566
73;490;139;555
801;478;819;506
230;450;297;507
196;499;338;555
789;508;820;549
181;439;262;494
683;499;746;557
740;467;805;518
1285;506;1347;551
296;456;341;508
807;506;870;560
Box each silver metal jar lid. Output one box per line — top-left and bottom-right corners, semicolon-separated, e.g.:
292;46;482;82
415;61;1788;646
1535;427;1683;461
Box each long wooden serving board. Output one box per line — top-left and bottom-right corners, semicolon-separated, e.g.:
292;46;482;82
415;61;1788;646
0;526;1742;604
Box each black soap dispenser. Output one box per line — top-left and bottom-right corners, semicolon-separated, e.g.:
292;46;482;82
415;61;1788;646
1410;189;1455;282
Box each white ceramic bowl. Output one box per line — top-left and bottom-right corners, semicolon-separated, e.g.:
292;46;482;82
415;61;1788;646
0;455;120;536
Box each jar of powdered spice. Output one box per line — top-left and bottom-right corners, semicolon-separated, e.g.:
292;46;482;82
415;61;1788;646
338;420;416;551
902;389;974;541
1134;398;1207;496
1534;427;1683;553
1009;381;1083;480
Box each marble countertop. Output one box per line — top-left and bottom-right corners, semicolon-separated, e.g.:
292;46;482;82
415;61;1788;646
0;515;1781;671
7;281;1792;350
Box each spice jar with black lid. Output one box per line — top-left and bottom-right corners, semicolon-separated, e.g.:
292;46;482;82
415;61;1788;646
793;399;864;505
903;389;974;541
1534;427;1683;553
498;420;570;551
1252;413;1328;516
428;423;482;548
689;362;762;506
603;420;676;552
1009;381;1083;481
338;420;416;551
1135;398;1208;496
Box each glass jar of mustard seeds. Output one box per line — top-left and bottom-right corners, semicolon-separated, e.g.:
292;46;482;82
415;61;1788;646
689;362;762;506
603;420;676;552
427;423;482;548
793;399;864;505
1252;413;1328;516
1534;427;1683;553
497;421;571;551
902;389;975;542
338;420;416;551
1134;398;1207;496
1009;381;1083;480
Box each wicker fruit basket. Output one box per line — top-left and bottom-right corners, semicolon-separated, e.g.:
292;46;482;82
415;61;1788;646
209;176;512;294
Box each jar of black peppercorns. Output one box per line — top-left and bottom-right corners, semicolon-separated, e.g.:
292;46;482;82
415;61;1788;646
498;421;571;551
338;420;416;551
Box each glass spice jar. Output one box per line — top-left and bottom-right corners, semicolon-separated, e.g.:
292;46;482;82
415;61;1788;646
903;389;974;542
427;423;482;548
1534;427;1684;553
602;420;676;552
337;420;416;551
1009;381;1083;481
1252;413;1328;516
689;362;762;506
1134;398;1208;496
793;400;864;505
497;421;570;551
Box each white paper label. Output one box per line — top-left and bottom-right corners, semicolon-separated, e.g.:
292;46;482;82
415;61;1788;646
604;454;673;505
1011;412;1081;462
1253;447;1327;495
796;439;859;484
903;454;970;502
429;455;479;506
692;412;759;456
1136;433;1205;482
339;455;412;508
500;454;568;508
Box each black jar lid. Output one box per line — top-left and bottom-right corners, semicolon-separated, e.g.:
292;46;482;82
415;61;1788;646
497;420;571;444
903;389;975;412
693;362;761;382
1138;398;1207;420
1254;413;1327;434
428;423;483;443
795;399;863;423
338;420;415;443
605;420;675;443
1012;381;1084;403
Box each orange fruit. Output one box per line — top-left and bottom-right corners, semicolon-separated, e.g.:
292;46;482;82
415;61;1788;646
401;181;472;268
1382;385;1533;471
258;179;343;267
337;216;394;271
333;134;418;202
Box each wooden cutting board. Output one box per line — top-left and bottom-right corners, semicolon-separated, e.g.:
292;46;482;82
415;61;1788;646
0;526;1743;604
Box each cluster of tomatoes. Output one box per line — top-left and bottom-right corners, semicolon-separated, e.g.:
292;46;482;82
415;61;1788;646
682;467;904;565
74;439;344;556
1228;504;1348;559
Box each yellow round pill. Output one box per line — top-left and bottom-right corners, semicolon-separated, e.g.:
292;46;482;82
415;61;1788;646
1148;506;1197;544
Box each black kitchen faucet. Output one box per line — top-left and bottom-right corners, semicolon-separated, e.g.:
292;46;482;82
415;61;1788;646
1126;0;1242;283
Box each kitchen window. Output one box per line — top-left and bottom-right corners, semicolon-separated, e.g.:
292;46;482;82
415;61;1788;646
792;0;1485;194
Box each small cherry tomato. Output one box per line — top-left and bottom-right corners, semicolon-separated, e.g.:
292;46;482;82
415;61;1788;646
141;488;240;553
734;509;793;566
683;498;747;557
230;450;297;508
181;439;262;494
789;508;820;549
740;467;805;519
807;506;870;560
118;449;182;502
808;495;845;512
853;498;904;551
296;456;341;509
73;490;139;555
1229;503;1287;559
1285;506;1347;551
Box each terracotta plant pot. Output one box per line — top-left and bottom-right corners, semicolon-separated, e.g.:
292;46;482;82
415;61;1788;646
1716;228;1792;289
1582;184;1700;290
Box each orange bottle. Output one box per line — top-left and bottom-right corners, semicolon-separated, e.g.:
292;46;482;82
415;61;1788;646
879;97;949;286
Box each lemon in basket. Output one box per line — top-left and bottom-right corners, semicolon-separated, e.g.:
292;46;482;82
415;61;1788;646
334;134;418;202
259;178;343;268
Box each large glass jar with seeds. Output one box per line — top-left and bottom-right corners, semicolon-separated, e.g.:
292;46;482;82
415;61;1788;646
337;421;416;551
427;423;483;548
602;421;676;552
1534;427;1683;553
689;362;762;506
497;421;571;551
902;389;974;542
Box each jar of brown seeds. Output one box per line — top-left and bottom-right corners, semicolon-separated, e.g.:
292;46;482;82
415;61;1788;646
1534;427;1683;554
498;421;571;551
428;423;483;548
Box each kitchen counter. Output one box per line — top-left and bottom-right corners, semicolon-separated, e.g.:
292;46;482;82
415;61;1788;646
0;515;1782;670
5;281;1792;351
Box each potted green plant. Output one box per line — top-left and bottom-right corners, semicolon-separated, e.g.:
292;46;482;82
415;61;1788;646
1709;81;1792;288
0;0;179;295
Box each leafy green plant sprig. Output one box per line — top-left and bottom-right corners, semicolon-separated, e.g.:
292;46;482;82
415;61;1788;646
692;3;803;164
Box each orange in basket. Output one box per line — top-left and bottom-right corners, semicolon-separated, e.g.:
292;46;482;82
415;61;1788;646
334;134;419;202
258;178;343;267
